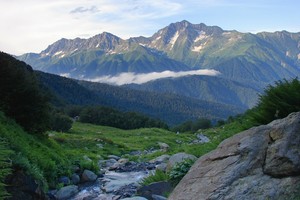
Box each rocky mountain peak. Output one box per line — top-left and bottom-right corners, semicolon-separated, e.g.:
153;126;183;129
40;32;123;58
40;37;85;57
88;32;122;51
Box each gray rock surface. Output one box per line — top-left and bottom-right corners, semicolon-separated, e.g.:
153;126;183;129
138;181;172;200
71;174;80;185
81;169;97;182
122;197;148;200
152;194;167;200
190;133;210;144
56;185;78;200
169;112;300;200
158;142;169;152
150;154;170;164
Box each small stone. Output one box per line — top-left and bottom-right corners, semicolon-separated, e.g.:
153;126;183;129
56;185;78;200
150;155;170;164
83;155;92;162
81;169;97;182
71;174;80;185
108;155;120;160
118;158;129;164
158;142;169;152
58;176;70;186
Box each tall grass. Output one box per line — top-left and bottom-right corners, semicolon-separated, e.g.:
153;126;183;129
0;138;13;199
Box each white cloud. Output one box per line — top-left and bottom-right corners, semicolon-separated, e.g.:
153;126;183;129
70;6;100;14
0;0;183;55
0;0;299;55
87;69;221;85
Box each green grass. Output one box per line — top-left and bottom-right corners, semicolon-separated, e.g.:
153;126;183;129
50;118;251;163
0;138;13;199
0;112;71;190
0;111;252;195
141;170;169;186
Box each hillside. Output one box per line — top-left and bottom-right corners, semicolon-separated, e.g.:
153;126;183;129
36;71;243;125
127;75;262;108
0;106;253;199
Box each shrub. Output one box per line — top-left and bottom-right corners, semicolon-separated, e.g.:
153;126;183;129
51;112;73;132
249;78;300;125
172;118;212;133
169;158;195;185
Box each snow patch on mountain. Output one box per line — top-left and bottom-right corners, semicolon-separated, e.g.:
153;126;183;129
60;73;70;78
87;69;221;85
194;31;208;42
53;51;64;56
170;31;179;48
192;45;204;52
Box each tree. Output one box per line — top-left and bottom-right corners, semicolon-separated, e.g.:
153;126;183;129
0;52;51;133
50;112;73;132
191;118;212;131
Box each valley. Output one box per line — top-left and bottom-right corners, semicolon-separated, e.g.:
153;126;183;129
1;19;300;200
17;20;300;122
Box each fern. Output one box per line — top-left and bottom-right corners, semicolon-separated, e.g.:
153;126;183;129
0;138;13;199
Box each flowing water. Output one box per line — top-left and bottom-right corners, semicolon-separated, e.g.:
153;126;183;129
72;170;152;200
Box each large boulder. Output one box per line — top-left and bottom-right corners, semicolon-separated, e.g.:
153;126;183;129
169;112;300;200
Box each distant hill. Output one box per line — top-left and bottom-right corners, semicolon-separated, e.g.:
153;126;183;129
127;75;262;109
36;71;243;125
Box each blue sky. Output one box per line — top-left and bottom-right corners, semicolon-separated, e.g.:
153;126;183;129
1;0;299;55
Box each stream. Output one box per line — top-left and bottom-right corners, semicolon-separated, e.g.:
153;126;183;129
71;167;153;199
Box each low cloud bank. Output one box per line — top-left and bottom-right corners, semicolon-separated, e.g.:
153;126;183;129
87;69;221;85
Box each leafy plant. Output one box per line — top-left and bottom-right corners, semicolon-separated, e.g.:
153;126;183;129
141;170;169;186
169;158;195;184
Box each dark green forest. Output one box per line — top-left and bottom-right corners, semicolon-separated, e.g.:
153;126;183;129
65;105;168;129
0;52;51;133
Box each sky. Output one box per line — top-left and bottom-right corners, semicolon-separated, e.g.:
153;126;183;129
1;0;300;55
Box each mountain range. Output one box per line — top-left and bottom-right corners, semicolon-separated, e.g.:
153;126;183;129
17;20;300;113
